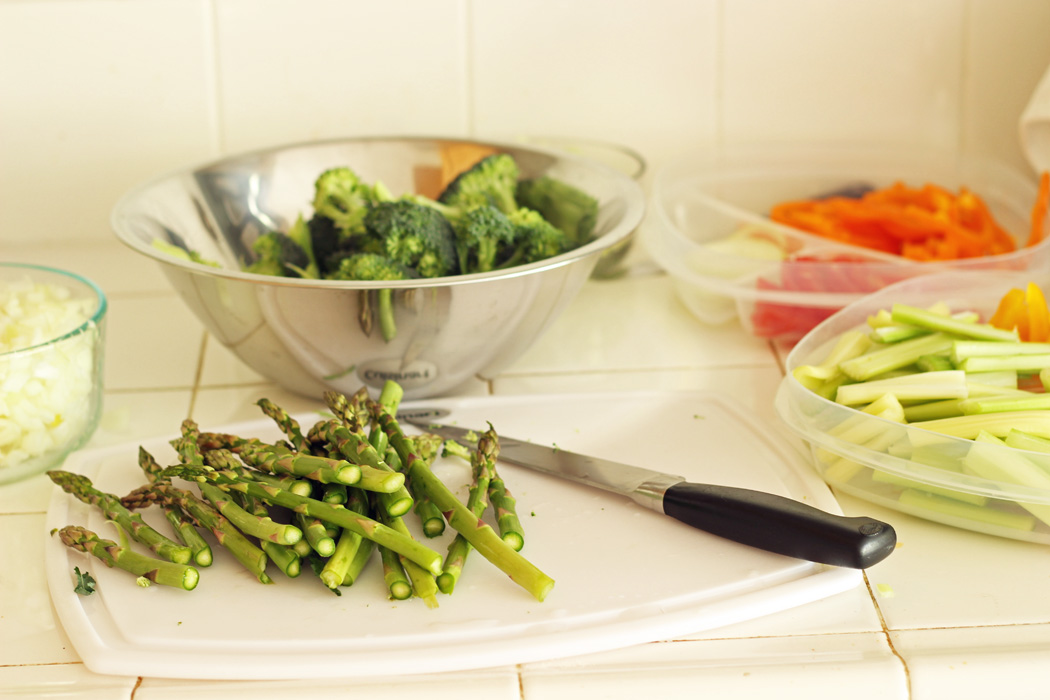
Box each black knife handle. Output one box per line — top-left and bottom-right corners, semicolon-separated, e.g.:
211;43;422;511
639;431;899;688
662;482;896;569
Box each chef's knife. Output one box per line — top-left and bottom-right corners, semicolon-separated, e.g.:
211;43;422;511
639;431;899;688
400;412;896;569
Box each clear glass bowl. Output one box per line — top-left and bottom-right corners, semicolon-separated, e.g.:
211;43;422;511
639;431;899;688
0;263;107;484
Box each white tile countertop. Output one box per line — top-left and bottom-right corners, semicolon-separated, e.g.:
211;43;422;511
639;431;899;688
4;239;1050;700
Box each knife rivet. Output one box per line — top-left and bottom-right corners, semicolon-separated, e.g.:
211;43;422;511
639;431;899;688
859;522;884;536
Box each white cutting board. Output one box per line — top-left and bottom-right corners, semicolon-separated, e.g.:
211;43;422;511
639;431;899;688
45;391;860;680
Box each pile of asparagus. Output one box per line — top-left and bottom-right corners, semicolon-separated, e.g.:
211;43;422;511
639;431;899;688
48;381;554;605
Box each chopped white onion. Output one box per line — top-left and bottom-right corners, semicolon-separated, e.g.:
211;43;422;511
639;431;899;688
0;277;100;471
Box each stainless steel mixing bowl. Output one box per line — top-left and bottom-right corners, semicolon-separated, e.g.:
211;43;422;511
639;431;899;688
111;136;646;399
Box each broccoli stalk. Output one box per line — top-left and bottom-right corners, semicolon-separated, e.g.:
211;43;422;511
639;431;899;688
331;253;418;342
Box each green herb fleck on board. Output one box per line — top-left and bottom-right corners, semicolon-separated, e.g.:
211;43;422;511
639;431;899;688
73;567;96;596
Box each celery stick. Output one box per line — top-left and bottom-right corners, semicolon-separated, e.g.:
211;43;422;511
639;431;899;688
952;340;1050;363
959;393;1050;415
892;441;967;472
834;370;968;406
964;432;1050;528
965;382;1030;398
866;309;895;328
823;423;904;484
1004;429;1050;454
1041;367;1050;392
792;329;871;395
902;399;965;422
959;354;1050;373
871;470;989;506
910;411;1050;440
964;370;1019;389
819;395;907;482
916;354;955;372
839;332;955;382
890;303;1019;342
897;489;1036;531
871;324;929;344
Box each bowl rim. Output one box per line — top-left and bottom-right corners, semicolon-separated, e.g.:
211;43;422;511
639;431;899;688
0;262;108;357
110;134;647;290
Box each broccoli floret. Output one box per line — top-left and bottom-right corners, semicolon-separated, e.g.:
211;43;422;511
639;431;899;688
311;167;393;240
452;205;518;274
516;175;599;249
363;200;459;278
507;207;569;264
329;253;417;283
307;214;341;275
245;229;311;277
437;153;520;215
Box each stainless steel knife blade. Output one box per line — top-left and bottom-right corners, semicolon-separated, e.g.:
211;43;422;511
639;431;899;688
399;411;898;569
401;415;682;513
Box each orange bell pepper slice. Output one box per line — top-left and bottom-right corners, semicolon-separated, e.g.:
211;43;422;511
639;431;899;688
1026;282;1050;342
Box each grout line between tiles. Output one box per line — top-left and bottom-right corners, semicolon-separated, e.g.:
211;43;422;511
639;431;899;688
862;568;912;698
203;0;224;155
186;331;209;418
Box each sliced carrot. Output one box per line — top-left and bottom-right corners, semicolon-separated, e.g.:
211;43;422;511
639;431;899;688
769;180;1024;262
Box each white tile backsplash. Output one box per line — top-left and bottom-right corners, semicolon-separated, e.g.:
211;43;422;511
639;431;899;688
0;0;218;246
213;0;470;154
3;0;1050;246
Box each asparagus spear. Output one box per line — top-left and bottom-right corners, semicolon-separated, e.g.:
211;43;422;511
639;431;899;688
379;543;413;600
162;462;443;576
372;407;554;602
122;466;273;584
438;431;495;594
297;513;337;557
342;537;376;586
256;397;308;452
202;448;314;497
375;502;439;607
386;444;445;536
54;525;199;591
319;488;369;589
48;470;192;565
198;432;360;485
175;422;303;546
444;432;524;551
136;445;212;567
310;414;409;498
488;475;524;552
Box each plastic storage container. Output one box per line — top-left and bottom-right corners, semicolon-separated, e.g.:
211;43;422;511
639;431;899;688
642;144;1050;342
776;270;1050;544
